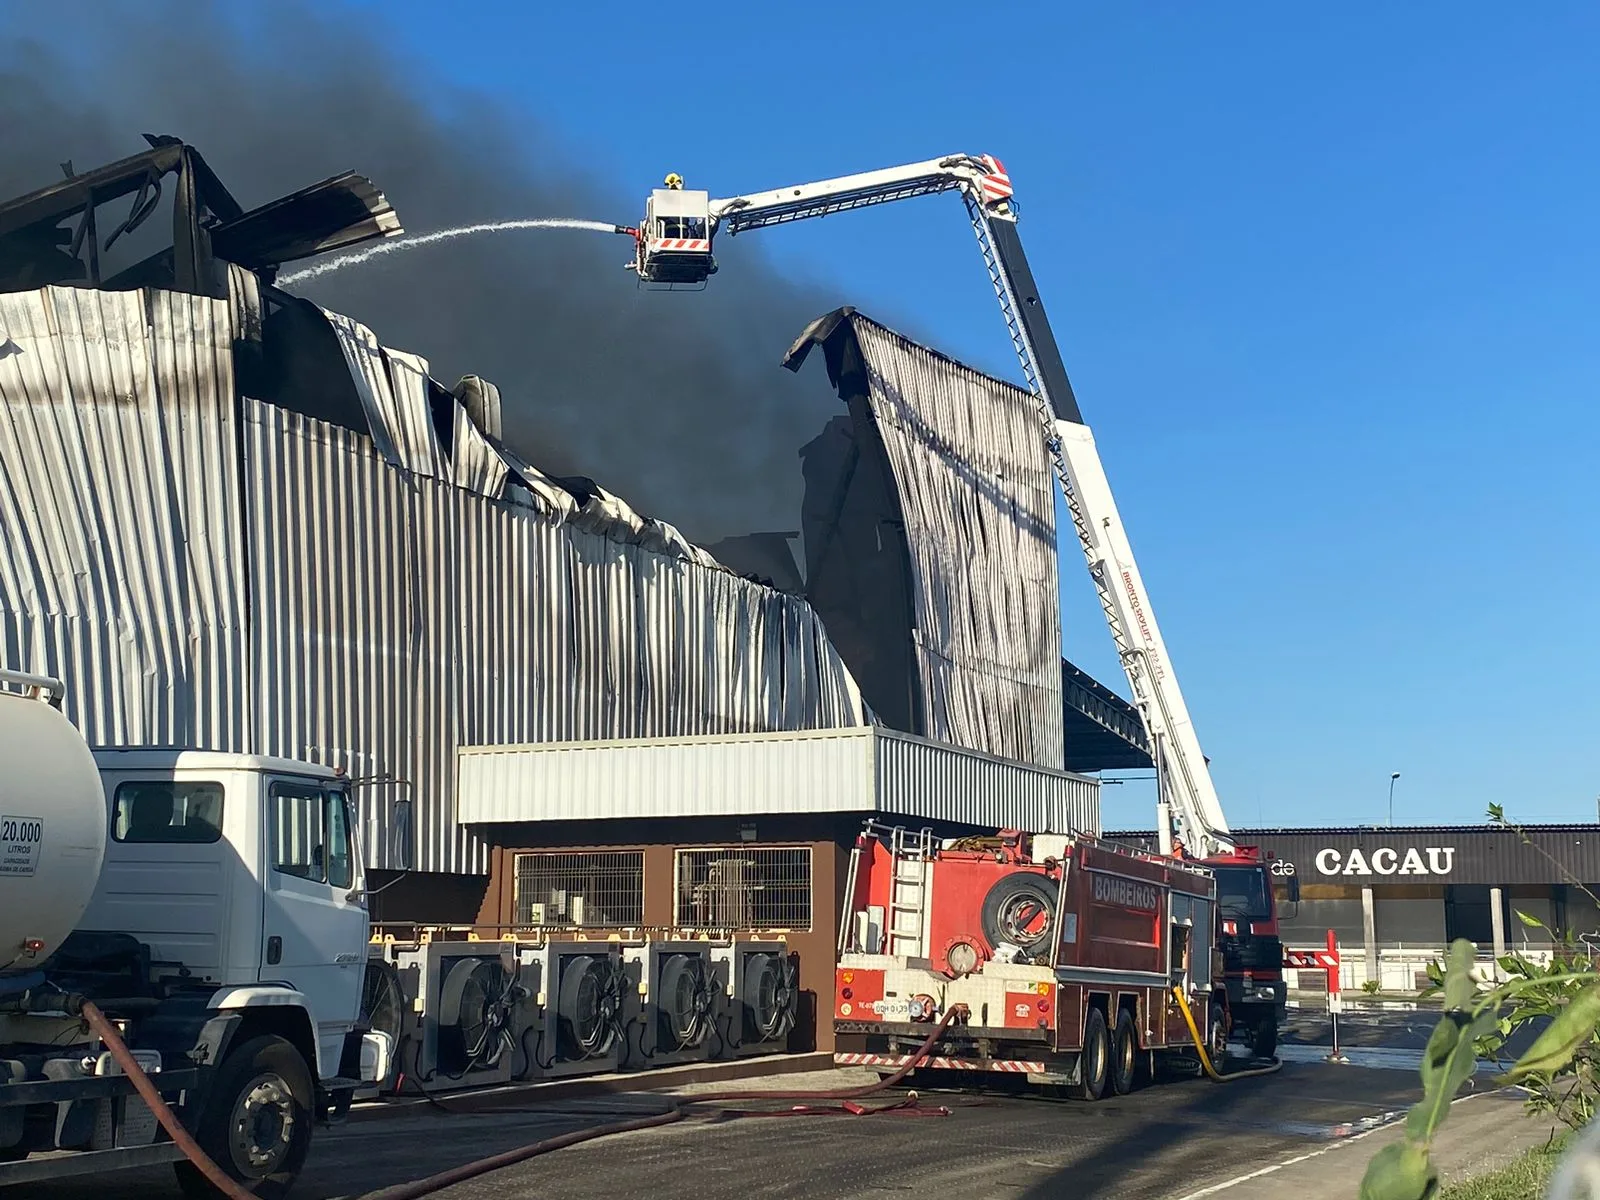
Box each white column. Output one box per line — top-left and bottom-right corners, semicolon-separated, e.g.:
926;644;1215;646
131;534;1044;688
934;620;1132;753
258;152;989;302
1490;886;1507;978
1362;885;1378;988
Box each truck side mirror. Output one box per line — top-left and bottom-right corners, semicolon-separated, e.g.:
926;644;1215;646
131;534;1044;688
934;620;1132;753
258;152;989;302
1285;875;1301;905
390;797;414;873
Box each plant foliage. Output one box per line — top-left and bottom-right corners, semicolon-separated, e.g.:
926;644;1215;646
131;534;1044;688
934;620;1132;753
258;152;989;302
1358;806;1600;1199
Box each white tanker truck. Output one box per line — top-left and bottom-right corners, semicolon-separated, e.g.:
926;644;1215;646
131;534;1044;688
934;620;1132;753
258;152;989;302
0;667;389;1197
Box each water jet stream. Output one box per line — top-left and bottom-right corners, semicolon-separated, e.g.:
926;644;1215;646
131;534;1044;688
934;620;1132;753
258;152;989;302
278;218;627;284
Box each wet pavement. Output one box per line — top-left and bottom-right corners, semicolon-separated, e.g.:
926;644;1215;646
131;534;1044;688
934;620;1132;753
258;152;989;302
12;1010;1529;1200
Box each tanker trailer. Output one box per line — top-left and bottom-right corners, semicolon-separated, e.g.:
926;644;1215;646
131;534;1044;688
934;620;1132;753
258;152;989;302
0;667;391;1198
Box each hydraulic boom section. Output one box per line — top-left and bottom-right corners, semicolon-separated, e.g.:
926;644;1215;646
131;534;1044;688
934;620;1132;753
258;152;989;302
631;153;1235;860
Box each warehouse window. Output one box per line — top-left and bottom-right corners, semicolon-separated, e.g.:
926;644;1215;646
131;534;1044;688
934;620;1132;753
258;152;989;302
675;847;813;930
512;851;644;928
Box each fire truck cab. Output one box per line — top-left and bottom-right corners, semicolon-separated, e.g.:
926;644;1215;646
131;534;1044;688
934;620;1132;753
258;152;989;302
833;824;1227;1099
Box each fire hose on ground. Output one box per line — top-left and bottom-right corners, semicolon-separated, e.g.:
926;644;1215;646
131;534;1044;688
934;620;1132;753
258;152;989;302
1169;986;1283;1082
363;1005;970;1200
73;999;967;1200
82;993;1273;1198
80;999;258;1200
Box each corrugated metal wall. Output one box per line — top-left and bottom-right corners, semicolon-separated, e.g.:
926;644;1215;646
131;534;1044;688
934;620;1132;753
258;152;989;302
0;286;249;750
1;282;868;875
848;318;1064;770
788;310;1065;771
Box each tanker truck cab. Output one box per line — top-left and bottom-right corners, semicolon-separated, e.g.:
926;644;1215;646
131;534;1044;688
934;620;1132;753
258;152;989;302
84;751;373;1083
0;732;389;1197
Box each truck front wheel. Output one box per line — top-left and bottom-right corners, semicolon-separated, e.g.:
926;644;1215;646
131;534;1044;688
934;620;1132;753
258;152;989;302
1247;1008;1279;1059
176;1034;314;1200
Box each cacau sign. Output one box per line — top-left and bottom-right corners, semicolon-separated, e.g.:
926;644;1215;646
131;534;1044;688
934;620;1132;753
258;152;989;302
1312;846;1457;877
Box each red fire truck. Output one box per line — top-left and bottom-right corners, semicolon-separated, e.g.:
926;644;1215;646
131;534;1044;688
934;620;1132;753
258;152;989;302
833;823;1230;1098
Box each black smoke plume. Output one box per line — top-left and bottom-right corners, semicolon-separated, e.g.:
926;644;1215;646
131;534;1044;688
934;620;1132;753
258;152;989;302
0;0;858;542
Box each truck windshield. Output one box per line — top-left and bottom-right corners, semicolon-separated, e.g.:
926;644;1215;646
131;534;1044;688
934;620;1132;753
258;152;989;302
1213;866;1271;920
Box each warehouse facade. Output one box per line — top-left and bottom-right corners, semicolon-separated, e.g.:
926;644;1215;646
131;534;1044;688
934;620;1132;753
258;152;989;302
1110;824;1600;989
0;144;1124;1054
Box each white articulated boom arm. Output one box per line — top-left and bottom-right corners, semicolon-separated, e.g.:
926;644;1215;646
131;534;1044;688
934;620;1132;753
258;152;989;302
632;156;1234;859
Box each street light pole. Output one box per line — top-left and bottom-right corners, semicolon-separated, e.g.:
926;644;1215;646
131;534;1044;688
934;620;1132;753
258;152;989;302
1388;772;1401;826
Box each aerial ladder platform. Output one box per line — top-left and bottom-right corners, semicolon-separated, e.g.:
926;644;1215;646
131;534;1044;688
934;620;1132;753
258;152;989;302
630;155;1234;859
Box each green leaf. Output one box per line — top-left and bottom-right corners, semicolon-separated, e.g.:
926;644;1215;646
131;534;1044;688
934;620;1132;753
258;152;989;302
1359;1141;1439;1200
1487;802;1505;825
1515;909;1547;930
1443;939;1478;1013
1467;1005;1500;1041
1409;1013;1479;1140
1506;983;1600;1082
1497;955;1534;979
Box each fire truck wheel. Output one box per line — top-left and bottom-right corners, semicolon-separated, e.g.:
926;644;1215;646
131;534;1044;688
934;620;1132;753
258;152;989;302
1207;999;1229;1065
1111;1008;1138;1095
1248;1010;1279;1058
980;873;1057;953
1077;1007;1110;1101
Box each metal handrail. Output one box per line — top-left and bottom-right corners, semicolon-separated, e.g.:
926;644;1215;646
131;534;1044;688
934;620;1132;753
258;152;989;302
0;667;67;705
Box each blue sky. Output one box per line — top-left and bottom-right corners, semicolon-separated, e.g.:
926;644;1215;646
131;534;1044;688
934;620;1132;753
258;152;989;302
332;1;1598;830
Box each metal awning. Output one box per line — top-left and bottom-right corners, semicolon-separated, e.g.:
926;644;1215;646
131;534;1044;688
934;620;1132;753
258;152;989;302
457;726;1100;836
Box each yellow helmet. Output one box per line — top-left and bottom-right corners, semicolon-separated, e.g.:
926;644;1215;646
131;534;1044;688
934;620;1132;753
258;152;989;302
664;172;684;189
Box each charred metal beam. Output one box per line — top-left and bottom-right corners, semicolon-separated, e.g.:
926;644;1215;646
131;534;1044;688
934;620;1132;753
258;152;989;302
0;137;401;296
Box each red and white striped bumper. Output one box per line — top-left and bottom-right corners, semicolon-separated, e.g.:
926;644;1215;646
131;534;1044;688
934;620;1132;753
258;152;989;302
834;1052;1045;1074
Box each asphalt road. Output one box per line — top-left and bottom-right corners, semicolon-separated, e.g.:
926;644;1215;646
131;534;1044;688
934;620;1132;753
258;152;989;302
11;1010;1513;1200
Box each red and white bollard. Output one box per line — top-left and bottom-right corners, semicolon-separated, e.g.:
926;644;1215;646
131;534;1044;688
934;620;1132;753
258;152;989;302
1288;932;1348;1063
1321;931;1348;1064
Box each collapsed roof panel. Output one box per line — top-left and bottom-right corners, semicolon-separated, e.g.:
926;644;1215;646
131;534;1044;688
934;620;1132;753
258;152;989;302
786;307;1067;771
787;309;1155;775
209;171;401;268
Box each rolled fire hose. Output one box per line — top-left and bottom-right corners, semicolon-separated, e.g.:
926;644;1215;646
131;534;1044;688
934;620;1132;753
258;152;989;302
1170;986;1283;1081
365;1005;971;1200
80;999;257;1200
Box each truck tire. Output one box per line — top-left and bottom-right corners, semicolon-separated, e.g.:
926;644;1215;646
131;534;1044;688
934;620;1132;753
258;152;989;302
1111;1008;1138;1095
1248;1009;1279;1059
980;873;1057;955
1207;999;1229;1067
1076;1007;1110;1101
175;1034;314;1200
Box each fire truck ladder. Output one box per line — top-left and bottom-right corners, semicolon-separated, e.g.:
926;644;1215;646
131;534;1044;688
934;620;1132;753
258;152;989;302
886;827;935;959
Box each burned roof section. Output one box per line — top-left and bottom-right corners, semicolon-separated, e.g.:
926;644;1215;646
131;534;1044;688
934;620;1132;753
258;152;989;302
0;135;399;297
786;306;1067;770
786;306;1152;775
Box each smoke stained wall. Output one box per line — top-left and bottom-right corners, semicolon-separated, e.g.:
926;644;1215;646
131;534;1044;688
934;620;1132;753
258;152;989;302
0;0;856;542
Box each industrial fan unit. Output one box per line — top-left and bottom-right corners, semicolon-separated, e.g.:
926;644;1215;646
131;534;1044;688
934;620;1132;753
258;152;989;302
620;941;719;1069
709;939;798;1058
384;939;533;1094
517;941;628;1079
353;952;408;1098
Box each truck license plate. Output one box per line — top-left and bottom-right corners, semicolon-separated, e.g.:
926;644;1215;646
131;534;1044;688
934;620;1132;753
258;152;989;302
871;999;911;1020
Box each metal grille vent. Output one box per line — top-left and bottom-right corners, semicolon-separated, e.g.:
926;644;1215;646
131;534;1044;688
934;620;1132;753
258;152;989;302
675;847;812;930
513;851;644;928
